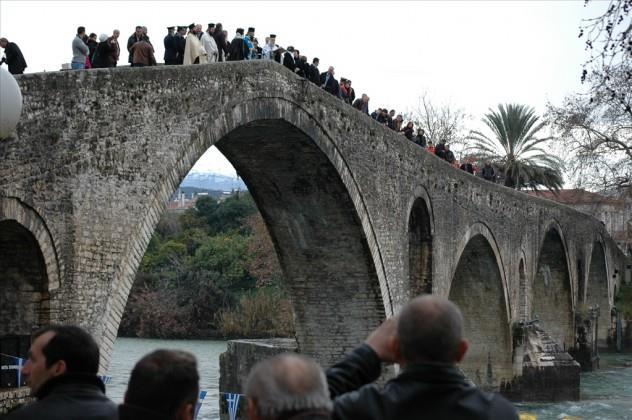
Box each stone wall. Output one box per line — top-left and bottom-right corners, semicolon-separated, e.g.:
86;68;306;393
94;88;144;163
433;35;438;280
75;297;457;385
0;387;31;415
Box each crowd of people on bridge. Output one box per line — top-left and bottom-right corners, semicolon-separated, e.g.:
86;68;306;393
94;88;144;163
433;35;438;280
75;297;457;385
4;296;518;420
1;21;498;182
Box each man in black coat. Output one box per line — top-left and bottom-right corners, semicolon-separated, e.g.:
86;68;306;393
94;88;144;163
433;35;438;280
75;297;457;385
213;23;229;62
5;325;117;420
320;66;339;97
163;26;179;65
0;38;27;74
414;129;427;147
282;46;296;71
327;295;518;420
127;26;147;66
227;28;249;61
174;26;186;64
435;139;447;159
309;57;321;85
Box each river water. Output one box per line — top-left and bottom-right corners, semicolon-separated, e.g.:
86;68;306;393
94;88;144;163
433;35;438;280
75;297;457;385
108;338;632;420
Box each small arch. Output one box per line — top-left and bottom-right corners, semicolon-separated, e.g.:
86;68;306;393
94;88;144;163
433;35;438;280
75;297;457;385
449;230;512;388
407;192;433;296
0;220;50;336
585;240;609;346
533;225;574;349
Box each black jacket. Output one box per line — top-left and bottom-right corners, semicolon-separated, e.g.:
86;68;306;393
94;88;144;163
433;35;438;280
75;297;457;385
1;42;27;74
164;33;178;62
308;64;320;84
320;72;339;96
5;374;117;420
327;344;518;420
119;403;173;420
227;37;249;61
283;51;296;71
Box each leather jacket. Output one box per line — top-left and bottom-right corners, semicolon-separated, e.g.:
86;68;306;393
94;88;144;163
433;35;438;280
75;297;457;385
327;344;518;420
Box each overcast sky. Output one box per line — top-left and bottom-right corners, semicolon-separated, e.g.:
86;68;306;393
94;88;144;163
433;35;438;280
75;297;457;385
1;1;600;175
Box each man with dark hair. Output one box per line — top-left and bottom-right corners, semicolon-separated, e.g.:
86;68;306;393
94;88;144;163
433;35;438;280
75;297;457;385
0;37;27;74
164;26;178;65
246;354;332;420
119;349;199;420
308;57;320;84
127;25;145;66
327;295;518;420
6;325;117;420
71;26;89;70
227;28;249;61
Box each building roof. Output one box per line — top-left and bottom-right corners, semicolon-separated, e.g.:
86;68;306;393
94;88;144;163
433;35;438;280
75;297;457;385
527;189;623;206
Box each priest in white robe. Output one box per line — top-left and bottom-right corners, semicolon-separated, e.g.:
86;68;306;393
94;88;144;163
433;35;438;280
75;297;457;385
183;24;208;65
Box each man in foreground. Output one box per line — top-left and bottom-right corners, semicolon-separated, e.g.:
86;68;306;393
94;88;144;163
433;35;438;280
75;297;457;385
327;295;518;419
6;325;117;420
245;353;333;420
119;349;200;420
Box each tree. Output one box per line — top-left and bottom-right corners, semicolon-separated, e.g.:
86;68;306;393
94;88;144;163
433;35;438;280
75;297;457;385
466;104;564;191
405;93;469;147
546;0;631;192
579;0;631;114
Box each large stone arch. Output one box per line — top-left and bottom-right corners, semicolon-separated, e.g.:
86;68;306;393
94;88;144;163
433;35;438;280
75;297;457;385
406;187;434;297
448;223;512;388
585;239;609;345
0;197;60;335
533;221;574;349
98;97;391;369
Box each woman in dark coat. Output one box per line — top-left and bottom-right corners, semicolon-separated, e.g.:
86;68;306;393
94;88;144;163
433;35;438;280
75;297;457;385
92;34;115;68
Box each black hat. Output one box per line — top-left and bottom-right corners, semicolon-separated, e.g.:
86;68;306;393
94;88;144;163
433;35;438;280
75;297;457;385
248;27;255;33
269;34;276;38
177;26;186;31
188;23;195;30
236;28;244;35
167;26;175;30
287;45;294;52
208;23;215;28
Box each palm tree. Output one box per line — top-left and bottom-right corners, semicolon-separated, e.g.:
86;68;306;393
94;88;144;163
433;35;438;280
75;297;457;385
467;104;564;192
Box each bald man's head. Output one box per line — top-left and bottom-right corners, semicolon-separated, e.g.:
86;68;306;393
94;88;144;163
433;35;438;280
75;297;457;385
397;295;465;364
245;354;332;420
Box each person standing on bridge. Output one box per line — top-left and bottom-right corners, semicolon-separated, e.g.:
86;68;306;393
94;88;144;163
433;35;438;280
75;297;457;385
71;26;89;70
228;28;250;61
213;23;229;62
0;37;27;74
164;26;179;65
175;26;187;65
130;38;156;67
107;30;120;67
327;296;518;420
127;26;147;66
320;66;340;97
183;24;208;65
201;24;219;63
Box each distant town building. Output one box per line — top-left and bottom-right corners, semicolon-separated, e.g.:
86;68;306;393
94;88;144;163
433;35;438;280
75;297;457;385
529;189;632;255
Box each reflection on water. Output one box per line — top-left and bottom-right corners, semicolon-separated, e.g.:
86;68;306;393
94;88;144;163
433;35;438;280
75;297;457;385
108;338;226;420
109;338;632;420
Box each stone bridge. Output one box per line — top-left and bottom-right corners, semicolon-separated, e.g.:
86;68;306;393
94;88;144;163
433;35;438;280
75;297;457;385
0;61;629;393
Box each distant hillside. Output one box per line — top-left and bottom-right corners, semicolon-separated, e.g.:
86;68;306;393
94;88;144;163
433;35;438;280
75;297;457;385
180;172;247;192
173;186;225;200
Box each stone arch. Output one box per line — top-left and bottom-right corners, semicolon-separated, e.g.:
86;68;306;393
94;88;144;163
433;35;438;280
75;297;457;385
533;221;574;349
0;198;60;336
585;239;610;345
406;188;434;297
448;223;512;388
99;97;390;369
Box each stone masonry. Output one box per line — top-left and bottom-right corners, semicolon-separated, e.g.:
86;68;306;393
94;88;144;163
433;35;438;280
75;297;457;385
0;61;629;389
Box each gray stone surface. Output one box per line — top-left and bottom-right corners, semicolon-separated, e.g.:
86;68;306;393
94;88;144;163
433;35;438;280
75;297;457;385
0;61;629;387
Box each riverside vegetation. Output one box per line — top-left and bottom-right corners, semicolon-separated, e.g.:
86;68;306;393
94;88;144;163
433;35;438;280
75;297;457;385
119;192;295;339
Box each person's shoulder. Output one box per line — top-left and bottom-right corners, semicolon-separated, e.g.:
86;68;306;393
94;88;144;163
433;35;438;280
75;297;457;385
332;383;383;420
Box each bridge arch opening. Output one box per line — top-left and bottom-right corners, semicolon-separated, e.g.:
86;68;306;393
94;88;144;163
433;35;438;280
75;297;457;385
449;233;512;388
585;241;609;345
533;227;574;349
0;220;50;337
116;117;386;368
408;197;433;296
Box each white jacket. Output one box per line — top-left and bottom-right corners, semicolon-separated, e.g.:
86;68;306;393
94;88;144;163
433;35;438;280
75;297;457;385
201;32;218;63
